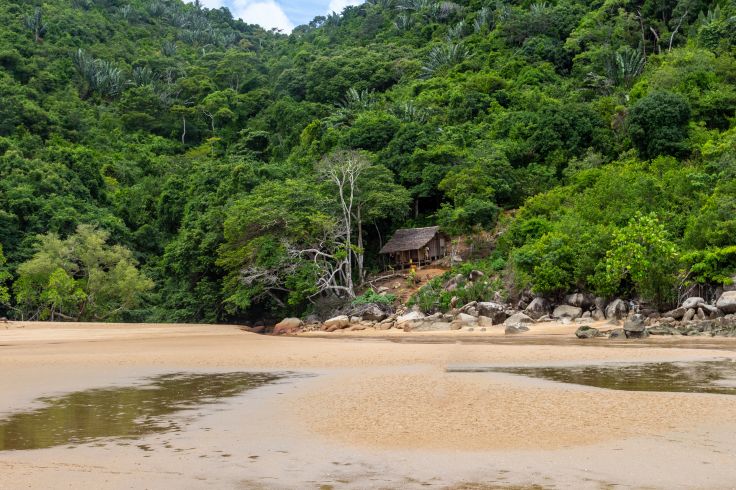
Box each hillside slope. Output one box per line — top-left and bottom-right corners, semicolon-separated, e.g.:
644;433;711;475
0;0;735;322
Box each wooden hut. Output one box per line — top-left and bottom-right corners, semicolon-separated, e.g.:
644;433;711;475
379;226;449;268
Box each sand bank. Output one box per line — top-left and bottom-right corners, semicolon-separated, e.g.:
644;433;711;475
1;322;736;489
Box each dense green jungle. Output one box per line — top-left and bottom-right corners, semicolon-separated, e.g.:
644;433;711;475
0;0;734;323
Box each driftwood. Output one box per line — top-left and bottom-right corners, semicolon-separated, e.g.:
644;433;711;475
367;273;405;289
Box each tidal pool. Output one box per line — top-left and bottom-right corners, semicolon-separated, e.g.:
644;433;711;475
0;372;283;451
448;359;736;395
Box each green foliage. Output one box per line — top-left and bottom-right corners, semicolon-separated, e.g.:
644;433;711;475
352;290;396;305
0;245;10;306
590;213;680;307
408;257;506;313
0;0;733;322
682;246;736;286
628;91;691;159
14;225;153;321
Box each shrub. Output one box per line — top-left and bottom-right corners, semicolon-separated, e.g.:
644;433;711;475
352;289;397;306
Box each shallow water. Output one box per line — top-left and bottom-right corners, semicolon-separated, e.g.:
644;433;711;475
0;372;283;451
448;359;736;395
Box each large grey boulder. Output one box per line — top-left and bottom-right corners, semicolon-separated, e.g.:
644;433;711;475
455;313;477;324
524;297;550;320
647;326;680;336
477;302;508;324
594;297;608;313
273;317;303;335
608;328;626;339
552;305;583;320
504;312;534;326
683;308;696;322
505;324;530;334
396;311;425;324
360;305;388;322
700;303;723;320
716;291;736;314
624;314;648;338
575;325;600;339
682;297;705;310
324;315;350;330
605;299;628;321
566;293;594;309
663;307;686;320
468;270;485;281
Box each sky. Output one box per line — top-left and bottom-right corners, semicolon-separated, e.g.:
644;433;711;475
194;0;364;32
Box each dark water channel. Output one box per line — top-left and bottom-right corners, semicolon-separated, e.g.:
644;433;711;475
449;359;736;395
0;372;283;451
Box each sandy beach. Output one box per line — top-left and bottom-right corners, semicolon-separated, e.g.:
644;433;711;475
1;321;736;489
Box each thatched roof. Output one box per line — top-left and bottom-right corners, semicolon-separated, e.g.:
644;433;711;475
380;226;440;254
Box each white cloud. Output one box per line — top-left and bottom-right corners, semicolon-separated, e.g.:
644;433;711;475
232;0;295;32
327;0;363;14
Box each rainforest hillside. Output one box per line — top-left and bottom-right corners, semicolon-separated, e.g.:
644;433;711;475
0;0;735;322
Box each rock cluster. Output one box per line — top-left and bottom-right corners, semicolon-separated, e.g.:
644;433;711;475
267;288;736;339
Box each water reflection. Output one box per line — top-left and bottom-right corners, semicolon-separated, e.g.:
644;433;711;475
448;360;736;395
0;372;282;451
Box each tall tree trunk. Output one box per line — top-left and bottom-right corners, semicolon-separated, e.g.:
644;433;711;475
356;206;364;285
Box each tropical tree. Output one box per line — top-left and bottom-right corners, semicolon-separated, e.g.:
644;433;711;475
13;226;153;321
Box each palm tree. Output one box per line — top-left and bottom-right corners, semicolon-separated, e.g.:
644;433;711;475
24;8;47;43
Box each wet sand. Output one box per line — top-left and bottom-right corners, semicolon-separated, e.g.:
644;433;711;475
1;321;736;489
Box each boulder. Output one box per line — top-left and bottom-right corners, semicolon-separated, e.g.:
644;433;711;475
663;307;686;320
444;274;465;291
696;308;706;321
524;297;550;320
376;321;394;330
566;293;594;309
623;314;646;332
396;311;425;324
455;313;477;324
464;307;479;317
477;315;495;327
594;297;608;313
716;291;736;314
647;326;680;336
273;317;303;335
537;314;552;322
681;296;705;309
700;304;720;317
468;270;485;281
592;309;606;321
575;325;600;339
505;324;530;335
504;312;534;326
552;305;583;320
605;299;628;321
682;308;696;322
477;302;508;324
360;305;388;322
324;315;350;330
608;328;626;339
624;314;648;339
582;311;592;319
477;301;505;316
